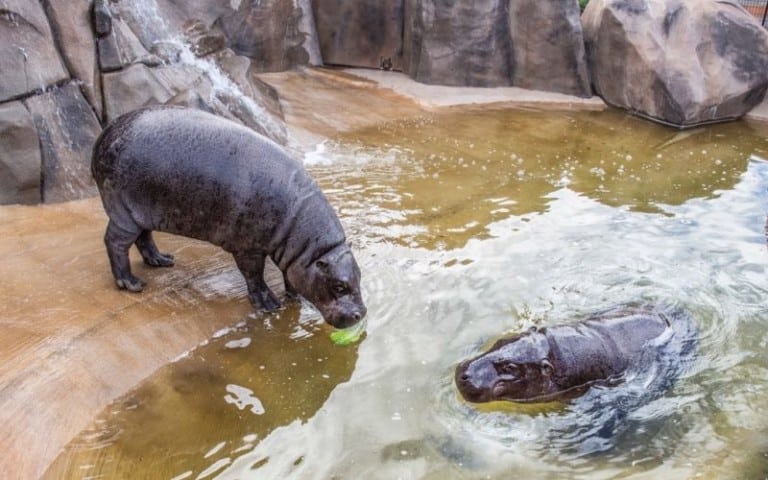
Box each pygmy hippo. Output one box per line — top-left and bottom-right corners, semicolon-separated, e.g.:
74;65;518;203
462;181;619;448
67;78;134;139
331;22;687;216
92;106;366;328
456;304;696;403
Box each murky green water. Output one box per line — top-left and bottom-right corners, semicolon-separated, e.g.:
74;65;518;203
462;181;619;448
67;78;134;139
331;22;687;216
48;108;768;479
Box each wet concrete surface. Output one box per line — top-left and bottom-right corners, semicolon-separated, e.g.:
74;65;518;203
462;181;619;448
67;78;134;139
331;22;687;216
0;198;279;478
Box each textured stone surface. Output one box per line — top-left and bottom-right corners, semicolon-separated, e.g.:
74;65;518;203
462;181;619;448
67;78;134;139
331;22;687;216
93;0;159;72
402;0;590;95
23;83;101;203
583;0;768;127
0;0;69;102
101;63;205;120
44;0;102;118
111;0;321;71
508;0;590;96
404;0;511;86
313;0;404;69
102;61;286;144
0;101;42;205
216;0;317;71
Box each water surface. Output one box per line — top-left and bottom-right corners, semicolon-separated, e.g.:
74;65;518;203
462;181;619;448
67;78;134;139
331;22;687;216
47;108;768;479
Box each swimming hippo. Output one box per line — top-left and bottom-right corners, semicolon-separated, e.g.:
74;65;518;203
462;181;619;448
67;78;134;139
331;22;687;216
92;106;366;328
455;304;696;403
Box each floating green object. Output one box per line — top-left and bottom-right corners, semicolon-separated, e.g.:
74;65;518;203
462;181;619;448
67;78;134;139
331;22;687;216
330;320;367;346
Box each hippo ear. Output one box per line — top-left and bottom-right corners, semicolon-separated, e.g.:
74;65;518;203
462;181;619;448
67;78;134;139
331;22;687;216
540;360;554;377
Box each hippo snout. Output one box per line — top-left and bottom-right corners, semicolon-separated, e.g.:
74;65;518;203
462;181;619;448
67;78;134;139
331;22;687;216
326;304;367;329
455;360;493;403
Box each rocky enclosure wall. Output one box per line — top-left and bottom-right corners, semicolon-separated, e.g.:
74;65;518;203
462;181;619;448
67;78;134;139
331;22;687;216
1;0;767;205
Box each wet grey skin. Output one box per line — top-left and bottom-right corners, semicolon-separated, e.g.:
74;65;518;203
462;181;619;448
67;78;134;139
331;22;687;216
91;106;366;328
456;304;691;403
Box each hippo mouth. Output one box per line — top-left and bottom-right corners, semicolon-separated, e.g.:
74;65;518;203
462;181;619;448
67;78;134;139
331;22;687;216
319;302;366;329
457;378;530;404
457;371;560;404
326;311;364;329
491;380;595;404
492;381;556;403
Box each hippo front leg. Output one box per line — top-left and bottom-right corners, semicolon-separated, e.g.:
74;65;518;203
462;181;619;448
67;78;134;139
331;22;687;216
233;251;281;312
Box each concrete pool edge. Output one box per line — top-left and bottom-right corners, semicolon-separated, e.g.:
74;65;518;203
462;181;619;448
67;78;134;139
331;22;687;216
339;68;608;110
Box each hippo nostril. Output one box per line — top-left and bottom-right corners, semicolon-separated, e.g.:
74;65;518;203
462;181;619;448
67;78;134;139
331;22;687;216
352;311;361;321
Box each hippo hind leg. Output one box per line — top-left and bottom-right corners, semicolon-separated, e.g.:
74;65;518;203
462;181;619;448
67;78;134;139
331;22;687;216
233;252;281;312
135;230;175;267
104;220;146;292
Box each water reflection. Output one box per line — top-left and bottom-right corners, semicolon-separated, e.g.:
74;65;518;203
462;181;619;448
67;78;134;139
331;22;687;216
45;304;360;479
312;108;765;250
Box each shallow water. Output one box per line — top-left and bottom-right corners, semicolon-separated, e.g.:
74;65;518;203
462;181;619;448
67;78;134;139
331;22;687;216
47;108;768;479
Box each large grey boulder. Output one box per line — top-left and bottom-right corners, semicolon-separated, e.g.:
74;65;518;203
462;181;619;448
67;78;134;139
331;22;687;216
402;0;591;95
0;101;42;205
313;0;404;69
23;83;101;203
583;0;768;127
0;1;69;102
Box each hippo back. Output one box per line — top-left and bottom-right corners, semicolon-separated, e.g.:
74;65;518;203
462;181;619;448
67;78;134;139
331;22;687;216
545;304;675;389
92;106;345;260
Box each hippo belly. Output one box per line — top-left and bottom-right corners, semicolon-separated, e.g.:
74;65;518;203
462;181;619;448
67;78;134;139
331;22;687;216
92;106;366;328
456;304;697;403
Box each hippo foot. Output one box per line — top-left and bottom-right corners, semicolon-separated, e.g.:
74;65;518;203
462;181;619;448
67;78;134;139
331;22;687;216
143;252;175;267
116;275;146;292
250;289;282;312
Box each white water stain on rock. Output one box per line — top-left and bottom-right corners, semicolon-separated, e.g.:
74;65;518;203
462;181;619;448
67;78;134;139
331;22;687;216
224;384;265;415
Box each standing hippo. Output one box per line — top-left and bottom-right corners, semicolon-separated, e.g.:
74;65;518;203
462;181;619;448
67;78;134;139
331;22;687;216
456;304;697;403
92;106;366;328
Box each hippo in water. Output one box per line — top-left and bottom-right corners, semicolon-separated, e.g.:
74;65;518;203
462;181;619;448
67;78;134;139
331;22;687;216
455;304;697;404
92;106;366;328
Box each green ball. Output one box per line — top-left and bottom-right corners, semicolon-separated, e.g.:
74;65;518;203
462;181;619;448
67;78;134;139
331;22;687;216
330;320;367;346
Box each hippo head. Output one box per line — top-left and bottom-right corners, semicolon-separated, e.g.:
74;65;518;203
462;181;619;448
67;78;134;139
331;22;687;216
455;329;559;403
288;244;366;329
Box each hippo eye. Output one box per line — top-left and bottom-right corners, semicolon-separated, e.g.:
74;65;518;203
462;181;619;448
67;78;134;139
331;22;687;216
332;282;350;296
541;360;554;377
494;360;520;377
